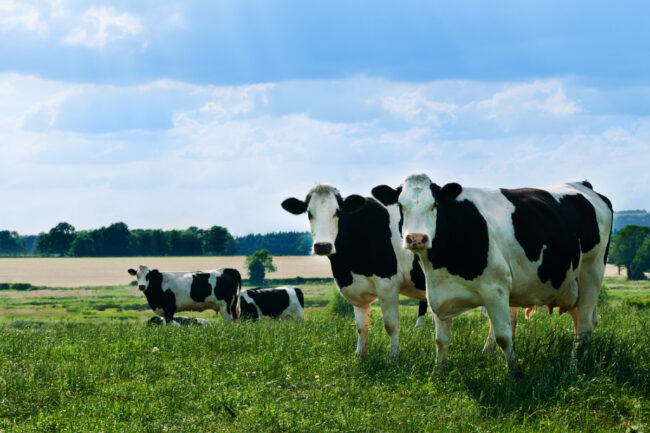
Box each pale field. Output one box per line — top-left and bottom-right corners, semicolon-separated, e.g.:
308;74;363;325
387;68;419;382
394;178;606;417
0;256;332;287
0;256;623;288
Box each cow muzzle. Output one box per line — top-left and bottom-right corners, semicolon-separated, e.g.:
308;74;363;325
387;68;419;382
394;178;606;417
314;242;333;256
138;285;146;291
405;233;429;250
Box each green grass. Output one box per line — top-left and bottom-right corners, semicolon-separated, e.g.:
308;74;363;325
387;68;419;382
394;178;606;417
0;280;649;432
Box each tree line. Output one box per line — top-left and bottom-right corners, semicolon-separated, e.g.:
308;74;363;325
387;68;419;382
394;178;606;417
0;222;312;257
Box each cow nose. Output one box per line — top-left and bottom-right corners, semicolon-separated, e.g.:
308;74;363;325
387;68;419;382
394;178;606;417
314;242;333;255
138;285;146;291
405;234;429;250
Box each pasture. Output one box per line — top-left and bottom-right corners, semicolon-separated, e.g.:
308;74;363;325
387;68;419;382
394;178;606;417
0;260;648;432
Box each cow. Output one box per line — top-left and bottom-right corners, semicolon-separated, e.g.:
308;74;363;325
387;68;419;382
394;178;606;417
128;265;241;323
372;175;613;367
147;316;211;326
239;287;305;320
281;184;505;357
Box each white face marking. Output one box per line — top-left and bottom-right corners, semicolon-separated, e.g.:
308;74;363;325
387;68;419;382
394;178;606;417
135;265;150;290
399;174;437;249
307;191;340;254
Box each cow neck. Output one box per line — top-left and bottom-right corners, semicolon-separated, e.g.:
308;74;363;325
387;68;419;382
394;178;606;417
426;197;489;281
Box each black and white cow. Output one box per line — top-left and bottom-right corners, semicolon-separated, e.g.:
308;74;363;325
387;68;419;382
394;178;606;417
373;175;613;367
128;265;241;323
282;184;501;357
240;287;305;320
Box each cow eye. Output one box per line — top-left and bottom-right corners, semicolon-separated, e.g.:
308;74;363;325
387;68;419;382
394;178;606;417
431;204;435;211
334;210;339;218
308;211;313;220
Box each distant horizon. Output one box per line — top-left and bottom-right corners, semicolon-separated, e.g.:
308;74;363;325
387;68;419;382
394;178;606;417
6;208;649;237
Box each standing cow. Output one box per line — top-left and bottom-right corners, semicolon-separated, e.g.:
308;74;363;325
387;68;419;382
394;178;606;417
128;265;241;323
281;184;503;357
372;175;612;367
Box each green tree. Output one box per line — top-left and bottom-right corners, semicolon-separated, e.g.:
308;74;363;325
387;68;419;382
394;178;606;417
0;231;26;256
245;249;277;285
610;225;650;280
69;232;96;256
203;225;235;255
630;236;650;280
102;222;132;256
37;222;76;256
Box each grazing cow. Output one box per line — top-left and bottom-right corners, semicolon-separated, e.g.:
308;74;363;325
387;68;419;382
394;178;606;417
240;287;305;320
372;175;612;367
281;184;500;357
147;316;211;326
128;265;241;323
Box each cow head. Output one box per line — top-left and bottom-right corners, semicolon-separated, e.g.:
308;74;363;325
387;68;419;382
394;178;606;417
281;184;366;256
127;265;160;291
373;174;461;251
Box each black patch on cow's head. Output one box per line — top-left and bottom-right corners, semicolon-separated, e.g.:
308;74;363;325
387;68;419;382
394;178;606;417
432;182;462;203
581;180;593;189
426;195;489;281
190;273;213;303
281;198;308;215
127;268;137;276
501;188;601;289
328;198;399;289
371;185;402;206
340;194;366;213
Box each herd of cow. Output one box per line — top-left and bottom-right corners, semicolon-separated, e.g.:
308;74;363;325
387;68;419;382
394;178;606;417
130;173;613;368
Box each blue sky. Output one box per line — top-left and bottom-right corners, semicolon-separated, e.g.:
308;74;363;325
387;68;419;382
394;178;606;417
1;1;649;235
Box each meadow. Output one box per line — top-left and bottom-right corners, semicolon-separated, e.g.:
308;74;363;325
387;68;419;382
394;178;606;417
0;262;648;432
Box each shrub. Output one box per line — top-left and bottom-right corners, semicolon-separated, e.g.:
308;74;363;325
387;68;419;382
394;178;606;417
623;296;650;309
326;287;354;318
245;249;277;285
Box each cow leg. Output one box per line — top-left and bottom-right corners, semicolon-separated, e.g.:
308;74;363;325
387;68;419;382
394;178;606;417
484;299;516;368
353;303;371;356
433;313;452;365
575;264;603;354
377;290;400;357
482;307;518;354
415;301;428;328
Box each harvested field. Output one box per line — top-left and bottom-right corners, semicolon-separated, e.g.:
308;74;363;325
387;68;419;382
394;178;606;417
0;256;332;287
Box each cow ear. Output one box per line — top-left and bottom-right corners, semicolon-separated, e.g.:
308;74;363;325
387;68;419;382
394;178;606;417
436;182;462;203
372;185;400;206
128;268;137;276
341;194;366;212
281;197;308;215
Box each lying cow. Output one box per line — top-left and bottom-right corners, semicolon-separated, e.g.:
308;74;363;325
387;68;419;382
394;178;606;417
282;184;504;357
147;316;211;326
128;265;241;323
239;287;305;320
373;176;612;367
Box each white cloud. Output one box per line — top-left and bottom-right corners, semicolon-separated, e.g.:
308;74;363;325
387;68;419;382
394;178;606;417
0;0;44;33
0;74;648;234
62;7;142;47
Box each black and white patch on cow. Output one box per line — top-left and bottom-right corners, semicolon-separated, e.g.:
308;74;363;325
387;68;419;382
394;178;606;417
239;287;304;320
373;174;613;367
128;265;241;323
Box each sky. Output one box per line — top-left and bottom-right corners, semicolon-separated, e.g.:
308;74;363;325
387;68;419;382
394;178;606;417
1;0;649;236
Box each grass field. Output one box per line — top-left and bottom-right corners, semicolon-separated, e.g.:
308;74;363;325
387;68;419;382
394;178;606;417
0;268;649;432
